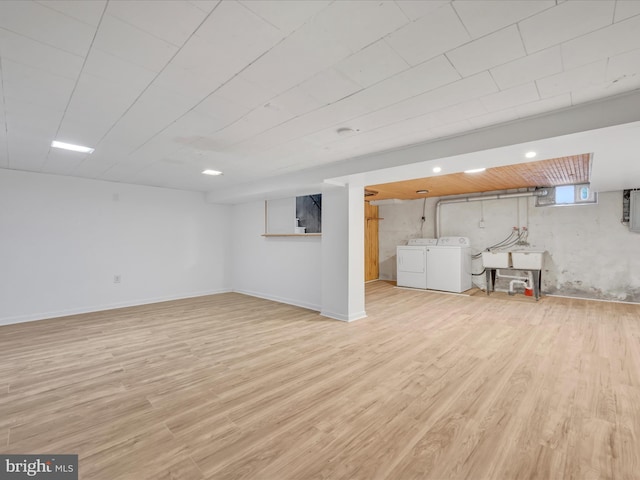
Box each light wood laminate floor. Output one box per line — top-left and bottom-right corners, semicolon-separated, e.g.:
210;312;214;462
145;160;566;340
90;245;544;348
1;281;640;479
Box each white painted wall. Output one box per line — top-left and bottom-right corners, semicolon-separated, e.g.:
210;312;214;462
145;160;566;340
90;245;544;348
0;169;232;325
320;184;366;321
231;200;322;311
379;191;640;302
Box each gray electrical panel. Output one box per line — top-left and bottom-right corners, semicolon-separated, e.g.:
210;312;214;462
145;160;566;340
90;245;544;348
631;190;640;233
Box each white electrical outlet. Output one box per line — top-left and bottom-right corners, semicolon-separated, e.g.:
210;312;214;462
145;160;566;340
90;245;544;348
113;275;121;284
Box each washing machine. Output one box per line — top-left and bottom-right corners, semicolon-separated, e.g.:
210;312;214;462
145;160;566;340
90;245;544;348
426;236;472;293
396;238;438;289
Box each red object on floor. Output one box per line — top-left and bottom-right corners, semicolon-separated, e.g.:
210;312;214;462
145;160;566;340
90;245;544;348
524;287;534;297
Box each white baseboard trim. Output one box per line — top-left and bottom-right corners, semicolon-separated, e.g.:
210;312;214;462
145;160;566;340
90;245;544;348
0;288;233;327
320;310;367;322
232;289;321;312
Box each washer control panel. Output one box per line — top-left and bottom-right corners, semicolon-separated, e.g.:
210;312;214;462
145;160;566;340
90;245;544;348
437;236;470;246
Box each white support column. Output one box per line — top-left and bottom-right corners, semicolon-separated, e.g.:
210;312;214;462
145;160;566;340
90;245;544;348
320;183;366;322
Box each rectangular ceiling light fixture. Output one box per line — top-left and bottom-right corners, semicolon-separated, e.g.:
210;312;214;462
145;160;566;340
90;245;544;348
202;169;223;176
51;140;95;154
464;167;486;173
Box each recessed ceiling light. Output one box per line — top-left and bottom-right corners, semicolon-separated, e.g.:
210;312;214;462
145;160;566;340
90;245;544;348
202;169;223;176
464;168;486;173
432;166;442;173
51;140;94;154
525;151;537;158
416;189;429;194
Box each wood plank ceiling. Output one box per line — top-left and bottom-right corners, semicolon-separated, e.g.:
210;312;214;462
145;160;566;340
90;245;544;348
365;154;591;201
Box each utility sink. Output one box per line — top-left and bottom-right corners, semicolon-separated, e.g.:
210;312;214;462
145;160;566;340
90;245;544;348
510;249;545;270
481;251;511;268
481;249;546;270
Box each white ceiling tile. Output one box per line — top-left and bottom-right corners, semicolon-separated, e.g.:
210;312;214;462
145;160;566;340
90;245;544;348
98;162;141;183
5;102;60;139
0;28;84;80
238;98;371;151
480;82;539;112
614;0;640;22
385;4;470;66
519;1;615;53
313;1;408;53
71;152;119;178
107;0;207;47
40;148;88;175
334;40;409;88
434;100;488;125
195;1;284;65
325;115;440;152
93;14;179;73
453;0;554;39
204;102;297;148
99;85;194;150
188;1;220;14
239;0;331;34
56;117;114;147
58;73;145;145
607;47;640;81
269;87;324;118
561;14;640;70
353;72;498;132
468;107;521;129
36;0;106;26
216;76;276;110
160;32;233;79
570;74;640;105
6;132;50;171
515;93;571;118
394;0;450;21
536;60;607;98
83;48;157;92
349;55;461;113
194;93;250;127
2;60;75;112
164;110;230;140
298;68;362;105
0;1;96;56
490;46;562;90
153;41;227;104
447;25;526;77
239;21;352;94
65;72;141;117
132;161;233;192
424;120;473;141
133;134;184;158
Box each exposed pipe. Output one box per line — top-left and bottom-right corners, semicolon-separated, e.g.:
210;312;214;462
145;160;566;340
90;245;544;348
497;269;534;295
435;189;548;237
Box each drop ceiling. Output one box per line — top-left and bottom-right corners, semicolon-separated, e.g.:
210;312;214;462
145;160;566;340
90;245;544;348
1;1;640;197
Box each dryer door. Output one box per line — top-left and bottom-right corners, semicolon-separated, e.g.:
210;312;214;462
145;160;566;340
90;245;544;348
397;246;427;289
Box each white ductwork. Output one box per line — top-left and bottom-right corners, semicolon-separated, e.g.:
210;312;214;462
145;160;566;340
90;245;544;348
435;190;548;237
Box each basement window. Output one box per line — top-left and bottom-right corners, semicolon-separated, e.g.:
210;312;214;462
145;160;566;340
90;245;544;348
536;184;597;207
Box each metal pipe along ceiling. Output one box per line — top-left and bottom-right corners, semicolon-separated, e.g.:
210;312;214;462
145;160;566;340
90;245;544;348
435;190;548;238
